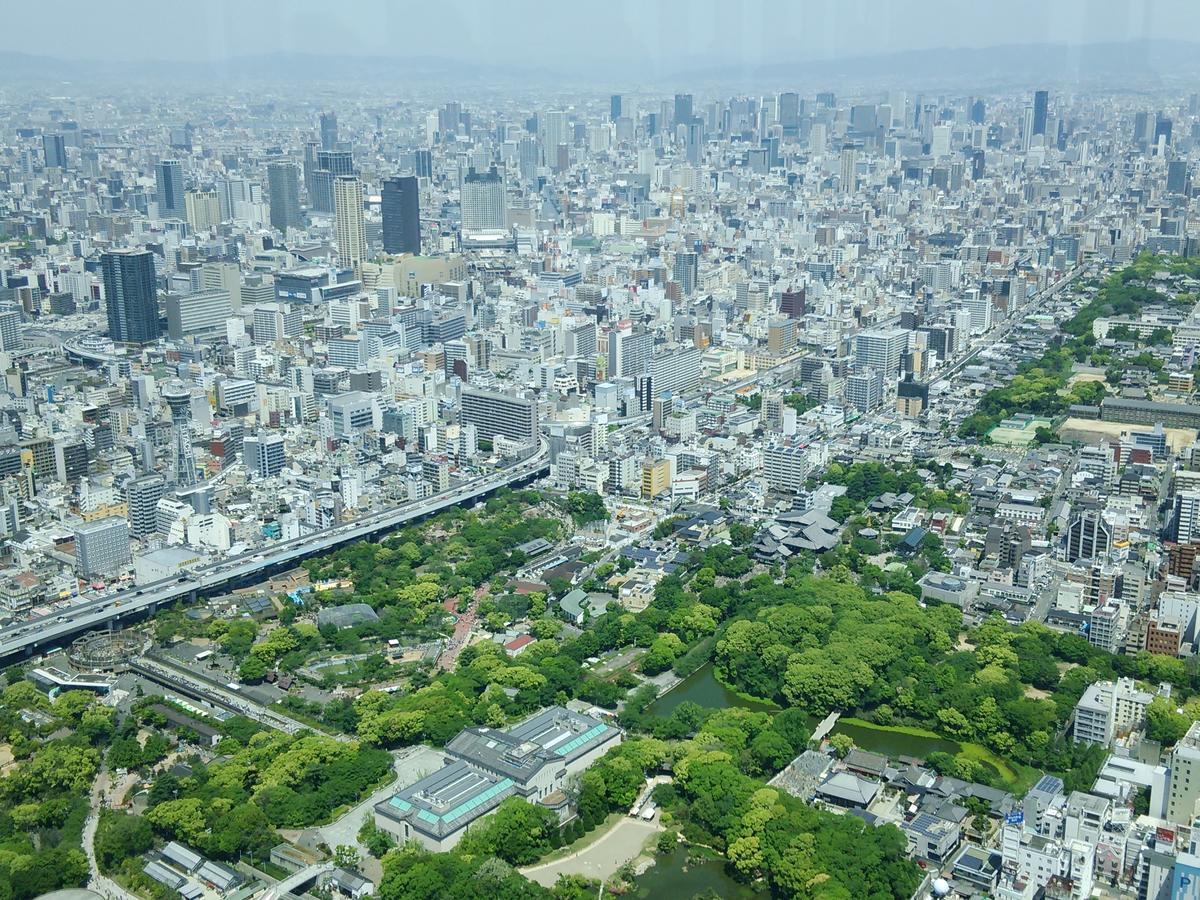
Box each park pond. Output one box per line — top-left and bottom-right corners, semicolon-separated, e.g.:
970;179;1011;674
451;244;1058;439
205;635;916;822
648;662;971;762
634;663;1024;893
631;845;768;899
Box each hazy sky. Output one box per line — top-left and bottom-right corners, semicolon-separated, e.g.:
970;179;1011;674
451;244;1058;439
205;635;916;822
12;0;1200;71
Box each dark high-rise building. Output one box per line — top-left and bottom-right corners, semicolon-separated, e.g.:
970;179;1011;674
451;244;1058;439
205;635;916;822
1133;111;1150;144
310;170;335;214
1066;508;1113;563
317;149;354;176
780;288;806;319
778;92;799;137
674;93;693;126
42;133;66;169
1155;113;1173;146
970;149;985;181
1168;160;1191;196
302;141;320;198
610;94;623;122
414;149;433;179
1032;90;1048;136
102;249;161;344
319;110;338;151
970;99;986;125
267;161;303;232
381;176;420;255
155;159;185;218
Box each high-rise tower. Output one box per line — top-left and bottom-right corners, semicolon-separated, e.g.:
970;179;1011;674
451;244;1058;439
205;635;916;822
162;380;198;487
102;249;161;344
381;176;420;254
333;176;366;274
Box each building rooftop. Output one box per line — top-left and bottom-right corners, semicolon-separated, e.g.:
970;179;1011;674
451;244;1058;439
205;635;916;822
378;759;517;839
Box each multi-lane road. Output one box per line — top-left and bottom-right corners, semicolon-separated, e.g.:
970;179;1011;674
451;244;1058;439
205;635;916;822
0;441;550;667
931;264;1089;390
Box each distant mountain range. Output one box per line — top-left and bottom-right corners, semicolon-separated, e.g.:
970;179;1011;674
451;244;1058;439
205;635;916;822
2;39;1199;89
673;39;1200;89
0;51;557;85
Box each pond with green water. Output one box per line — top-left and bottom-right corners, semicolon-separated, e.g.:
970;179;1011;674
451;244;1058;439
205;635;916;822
629;846;767;899
648;663;964;760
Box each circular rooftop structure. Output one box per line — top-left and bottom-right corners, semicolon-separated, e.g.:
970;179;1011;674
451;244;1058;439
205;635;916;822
35;891;104;900
69;630;145;671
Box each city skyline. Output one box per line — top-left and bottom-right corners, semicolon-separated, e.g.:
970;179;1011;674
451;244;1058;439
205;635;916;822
4;6;1200;899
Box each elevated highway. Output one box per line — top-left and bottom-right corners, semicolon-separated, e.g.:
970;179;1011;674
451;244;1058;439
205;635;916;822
0;441;549;667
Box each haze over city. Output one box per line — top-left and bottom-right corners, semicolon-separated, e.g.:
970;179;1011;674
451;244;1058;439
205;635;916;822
2;4;1200;900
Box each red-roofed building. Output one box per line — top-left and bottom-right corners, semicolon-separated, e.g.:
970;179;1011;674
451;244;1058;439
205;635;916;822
503;634;535;657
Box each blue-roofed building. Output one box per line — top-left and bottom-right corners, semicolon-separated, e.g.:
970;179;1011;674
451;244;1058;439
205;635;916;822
374;705;622;851
376;760;519;850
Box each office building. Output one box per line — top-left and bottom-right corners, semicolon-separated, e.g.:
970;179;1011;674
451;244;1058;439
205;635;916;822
1073;678;1152;746
333;176;366;275
42;133;66;169
125;474;166;538
1174;491;1200;544
165;290;233;340
1066;508;1113;562
328;392;380;438
1168;721;1200;825
778;92;799;136
610;94;622;122
309;170;335;214
839;144;858;193
317;149;354;177
460;386;538;445
672;250;698;296
267;162;303;232
854;328;908;378
102;249;161;344
74;517;131;577
253;303;302;345
607;327;653;379
641;458;671;498
319;110;338;151
0;307;23;351
461;167;506;231
382;176;420;254
184;190;221;231
673;93;693;126
1032;90;1049;136
414;149;432;179
649;346;702;397
243;434;286;479
156;159;185;218
1168;160;1191;195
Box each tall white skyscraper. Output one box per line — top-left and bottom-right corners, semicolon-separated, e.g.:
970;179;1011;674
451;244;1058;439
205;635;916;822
839;145;857;193
334;175;366;274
